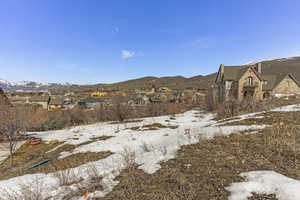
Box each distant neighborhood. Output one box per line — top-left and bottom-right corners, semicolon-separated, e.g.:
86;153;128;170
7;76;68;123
2;57;300;112
2;56;300;200
4;86;205;111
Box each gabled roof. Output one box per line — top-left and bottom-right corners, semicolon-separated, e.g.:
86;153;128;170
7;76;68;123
223;66;248;81
49;97;63;105
79;97;104;103
30;95;50;102
263;73;300;91
222;65;263;81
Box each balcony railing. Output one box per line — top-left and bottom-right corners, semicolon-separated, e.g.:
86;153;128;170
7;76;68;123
243;82;259;88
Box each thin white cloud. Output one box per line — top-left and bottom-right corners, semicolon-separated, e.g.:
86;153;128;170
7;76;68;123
185;37;211;48
121;50;135;59
112;26;119;34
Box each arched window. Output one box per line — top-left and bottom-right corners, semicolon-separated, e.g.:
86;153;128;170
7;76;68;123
246;77;253;86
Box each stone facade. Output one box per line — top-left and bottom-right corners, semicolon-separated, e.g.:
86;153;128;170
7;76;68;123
214;63;300;102
237;68;263;100
215;63;264;101
271;75;300;95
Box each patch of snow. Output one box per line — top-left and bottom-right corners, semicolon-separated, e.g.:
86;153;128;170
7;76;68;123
245;56;299;65
227;171;300;200
0;79;11;85
216;111;265;126
0;110;266;199
271;104;300;112
274;93;297;98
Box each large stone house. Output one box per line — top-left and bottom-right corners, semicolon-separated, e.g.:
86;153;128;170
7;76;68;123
214;63;300;101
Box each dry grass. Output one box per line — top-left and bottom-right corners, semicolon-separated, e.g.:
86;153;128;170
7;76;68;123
53;167;83;186
0;140;112;181
0;140;59;169
53;162;106;200
130;123;178;131
140;142;154;152
247;193;278;200
97;126;300;200
270;95;300;108
110;119;143;124
223;111;300;127
90;136;114;142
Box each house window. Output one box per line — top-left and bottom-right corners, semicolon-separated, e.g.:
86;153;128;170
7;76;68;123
246;77;253;86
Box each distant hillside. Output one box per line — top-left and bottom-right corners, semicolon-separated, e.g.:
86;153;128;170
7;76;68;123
260;56;300;77
0;79;80;92
194;56;300;90
3;56;300;93
90;74;217;91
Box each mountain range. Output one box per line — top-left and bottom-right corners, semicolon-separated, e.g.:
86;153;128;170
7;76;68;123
1;56;300;92
0;79;76;92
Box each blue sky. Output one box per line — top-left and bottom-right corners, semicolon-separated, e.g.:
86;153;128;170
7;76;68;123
1;0;300;84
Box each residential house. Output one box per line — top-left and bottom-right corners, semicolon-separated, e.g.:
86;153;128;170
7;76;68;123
90;91;108;97
78;97;105;109
214;63;300;102
29;95;50;109
160;87;172;92
149;95;162;103
262;74;300;98
128;94;150;105
48;96;64;110
9;96;29;105
63;96;75;109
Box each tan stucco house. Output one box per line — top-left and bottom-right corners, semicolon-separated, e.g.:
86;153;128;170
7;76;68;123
214;63;300;102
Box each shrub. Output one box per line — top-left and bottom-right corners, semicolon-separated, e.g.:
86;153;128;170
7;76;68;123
0;178;45;200
52;168;82;186
217;97;267;119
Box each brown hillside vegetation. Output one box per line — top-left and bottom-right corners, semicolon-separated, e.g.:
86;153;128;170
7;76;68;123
82;74;217;91
74;56;300;92
260;57;300;76
48;56;300;93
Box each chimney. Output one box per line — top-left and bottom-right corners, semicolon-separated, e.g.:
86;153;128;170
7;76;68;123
220;64;225;75
256;62;262;73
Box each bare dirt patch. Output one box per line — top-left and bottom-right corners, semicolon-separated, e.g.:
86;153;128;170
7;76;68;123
130;123;178;131
90;136;114;142
248;193;278;200
110;119;143;124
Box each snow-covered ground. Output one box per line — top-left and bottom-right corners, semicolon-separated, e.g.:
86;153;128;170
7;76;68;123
228;171;300;200
0;104;299;199
271;103;300;112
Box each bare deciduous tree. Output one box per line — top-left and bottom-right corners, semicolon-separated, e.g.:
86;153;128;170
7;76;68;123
112;95;131;122
0;105;25;167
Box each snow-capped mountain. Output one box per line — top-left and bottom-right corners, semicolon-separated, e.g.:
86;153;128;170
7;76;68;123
0;79;75;91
